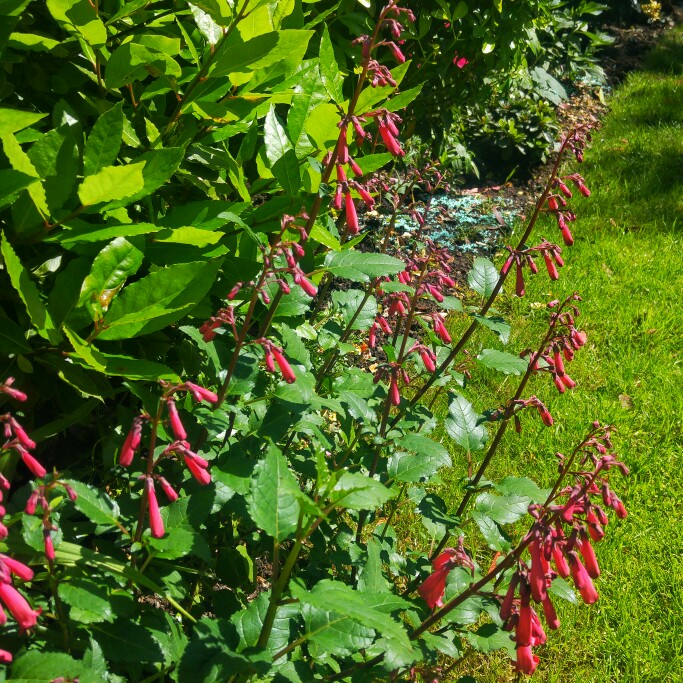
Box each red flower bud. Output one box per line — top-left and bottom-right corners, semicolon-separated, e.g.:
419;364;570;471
272;347;296;384
543;252;559;280
166;400;187;441
145;479;164;539
389;376;401;406
345;193;359;234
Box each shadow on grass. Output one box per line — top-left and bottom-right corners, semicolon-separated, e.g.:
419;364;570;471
643;24;683;75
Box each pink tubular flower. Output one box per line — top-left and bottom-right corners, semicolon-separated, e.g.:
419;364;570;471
184;455;212;485
44;531;55;562
336;125;349;164
529;539;548;602
389;376;401;406
501;253;514;275
578;181;591;197
0;649;11;663
417;549;462;609
578;536;600;578
543;251;559;280
166;399;187;441
552;544;570;578
542;594;560;629
419;349;436;373
158;477;178;503
1;378;27;402
388;41;406;63
185;382;218;404
568;551;599;604
295;272;318;297
0;581;39;631
516;644;539;675
433;316;451;344
18;448;46;479
0;556;34;582
515;261;525;297
271;347;296;384
9;418;36;450
499;572;520;621
145;479;164;539
120;416;144;467
345;193;359;234
378;124;404;157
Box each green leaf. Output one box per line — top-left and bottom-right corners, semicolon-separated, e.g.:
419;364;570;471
77;236;144;321
495;476;548;503
0;169;38;210
351;152;393;176
264;106;300;195
466;623;514;655
247;445;301;542
324;251;405;282
1;236;61;343
190;3;223;45
310;222;341;251
46;0;107;47
105;42;181;88
65;327;180;381
78;163;145;206
445;393;488;452
471;510;510;551
92;619;166;664
0;307;31;354
331;289;377;330
231;592;299;654
108;147;184;209
63;478;120;529
97;259;221;340
477;349;528;375
292;580;411;654
1;133;49;218
387;434;451;483
548;576;578;605
288;64;329;158
83;102;124;177
467;257;499;297
319;25;344;103
473;314;510;344
332;472;394;510
59;578;114;624
7;651;90;683
474;491;528;526
177;618;271;682
52;222;161;245
210;30;313;78
384;85;423;112
0;107;46;136
302;603;375;657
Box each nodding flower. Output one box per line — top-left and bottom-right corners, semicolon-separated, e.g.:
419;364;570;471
145;478;164;539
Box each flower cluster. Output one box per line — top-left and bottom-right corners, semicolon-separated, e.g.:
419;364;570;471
417;537;474;609
26;479;77;561
0;378;43;663
120;381;217;538
526;296;588;394
499;424;627;675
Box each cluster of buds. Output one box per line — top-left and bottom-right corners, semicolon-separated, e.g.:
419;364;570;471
255;338;297;384
409;342;437;374
373;362;410;406
0;379;44;662
500;423;626;675
25;479;77;561
490;395;554;431
546;172;591;246
525;296;587;394
417;536;474;609
120;382;217;538
501;239;565;296
200;215;315;341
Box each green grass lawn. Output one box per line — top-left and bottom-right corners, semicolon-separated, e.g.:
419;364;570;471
414;23;683;682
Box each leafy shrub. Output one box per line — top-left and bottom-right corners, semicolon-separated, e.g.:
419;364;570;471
0;1;627;681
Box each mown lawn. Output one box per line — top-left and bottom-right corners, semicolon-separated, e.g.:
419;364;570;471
405;23;683;683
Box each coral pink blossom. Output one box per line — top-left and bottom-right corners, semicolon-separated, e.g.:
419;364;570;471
145;479;164;539
542;595;560;629
158;477;179;503
166;400;187;441
18;448;46;478
0;581;39;631
569;552;599;604
120;416;144;467
578;537;600;578
417;551;459;609
185;383;218;404
389;376;401;406
345;192;359;234
44;531;55;562
0;649;11;663
516;644;539;675
1;556;34;582
184;455;212;485
272;348;296;384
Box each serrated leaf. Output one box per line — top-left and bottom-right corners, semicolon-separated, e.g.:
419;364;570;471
92;619;166;664
474;491;529;526
97;259;220;340
177;618;271;682
231;592;299;654
477;349;528;375
292;580;411;654
445;393;488;452
83;102;124;176
467;257;499;297
331;289;377;330
63;479;120;528
247;445;300;541
495;476;548;503
6;651;89;683
331;472;394;510
473;314;511;345
471;510;511;551
59;579;114;624
387;434;451;483
303;603;376;657
324;251;405;282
